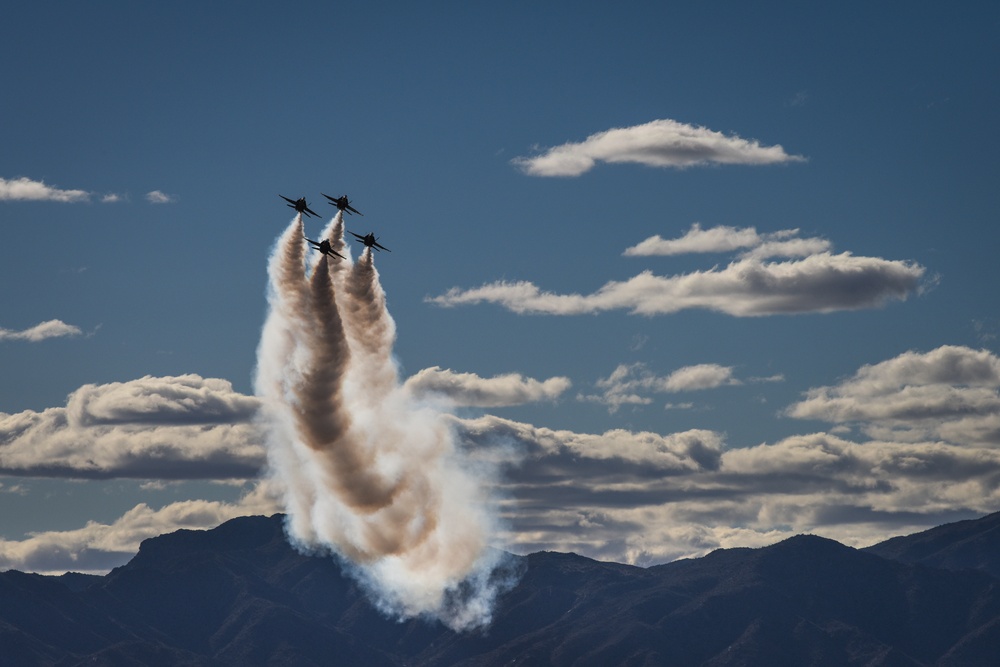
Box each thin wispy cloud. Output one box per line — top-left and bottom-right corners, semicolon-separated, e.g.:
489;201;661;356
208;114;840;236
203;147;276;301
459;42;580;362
145;190;175;204
0;319;82;342
623;223;831;259
430;252;925;317
0;177;89;203
512;119;805;177
404;366;571;407
580;362;745;412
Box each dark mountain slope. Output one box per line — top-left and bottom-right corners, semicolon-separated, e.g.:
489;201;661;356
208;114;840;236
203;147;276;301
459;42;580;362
866;511;1000;579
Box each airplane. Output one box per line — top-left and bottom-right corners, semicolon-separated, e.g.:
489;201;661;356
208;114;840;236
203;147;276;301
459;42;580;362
279;195;321;218
322;193;363;216
305;237;346;260
348;231;390;253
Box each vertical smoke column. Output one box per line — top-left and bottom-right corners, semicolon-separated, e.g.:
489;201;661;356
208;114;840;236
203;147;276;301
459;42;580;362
255;215;318;544
341;249;398;398
293;253;400;514
257;212;513;630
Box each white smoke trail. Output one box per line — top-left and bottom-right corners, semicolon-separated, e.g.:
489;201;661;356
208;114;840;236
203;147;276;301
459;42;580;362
255;214;513;629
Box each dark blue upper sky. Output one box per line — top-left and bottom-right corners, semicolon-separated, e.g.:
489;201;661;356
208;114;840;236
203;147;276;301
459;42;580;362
1;1;998;572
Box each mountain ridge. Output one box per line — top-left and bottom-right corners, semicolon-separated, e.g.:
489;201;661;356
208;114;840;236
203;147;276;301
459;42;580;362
3;512;1000;665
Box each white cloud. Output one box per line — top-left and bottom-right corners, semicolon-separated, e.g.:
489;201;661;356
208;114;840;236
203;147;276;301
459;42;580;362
787;345;1000;444
624;224;831;259
581;363;741;412
430;252;925;317
512;119;805;177
0;176;90;202
0;375;265;478
624;223;763;256
404;366;571;407
0;484;280;574
664;364;738;392
145;190;175;204
100;193;124;203
0;319;82;342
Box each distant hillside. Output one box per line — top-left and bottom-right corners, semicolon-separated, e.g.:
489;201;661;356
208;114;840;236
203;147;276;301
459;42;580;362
3;513;1000;665
866;511;1000;580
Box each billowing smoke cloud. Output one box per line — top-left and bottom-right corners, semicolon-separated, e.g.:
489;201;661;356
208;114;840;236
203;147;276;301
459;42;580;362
255;213;511;630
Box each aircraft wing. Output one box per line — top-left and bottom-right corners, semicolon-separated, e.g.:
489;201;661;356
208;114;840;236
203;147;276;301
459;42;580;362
348;231;365;241
327;249;347;260
304;206;321;218
346;205;363;216
279;195;296;205
304;238;321;248
373;241;391;252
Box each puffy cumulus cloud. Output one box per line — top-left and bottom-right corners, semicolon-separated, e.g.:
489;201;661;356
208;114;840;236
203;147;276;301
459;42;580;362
0;484;280;574
512;119;804;177
787;346;1000;444
0;176;90;202
67;375;260;426
0;319;82;342
579;362;743;413
429;253;925;317
403;366;571;407
453;415;1000;565
624;224;831;259
145;190;175;204
0;375;265;478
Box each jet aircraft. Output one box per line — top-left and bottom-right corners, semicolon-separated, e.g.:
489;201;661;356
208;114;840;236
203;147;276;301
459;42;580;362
305;237;346;260
279;195;321;219
349;231;390;253
323;193;363;216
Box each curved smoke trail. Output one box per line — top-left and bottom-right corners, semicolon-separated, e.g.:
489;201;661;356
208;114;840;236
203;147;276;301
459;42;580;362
255;212;512;629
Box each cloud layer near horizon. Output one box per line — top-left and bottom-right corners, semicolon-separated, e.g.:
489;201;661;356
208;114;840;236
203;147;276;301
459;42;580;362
0;487;279;574
2;346;997;574
0;375;264;479
512;119;805;177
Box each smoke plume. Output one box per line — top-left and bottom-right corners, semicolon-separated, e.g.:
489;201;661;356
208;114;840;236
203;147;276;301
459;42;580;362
255;212;511;629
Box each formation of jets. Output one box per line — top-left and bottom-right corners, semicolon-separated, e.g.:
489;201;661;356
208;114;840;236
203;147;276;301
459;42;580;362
281;192;389;259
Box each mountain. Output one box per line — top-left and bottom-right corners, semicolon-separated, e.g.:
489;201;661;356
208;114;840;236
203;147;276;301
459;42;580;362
865;512;1000;580
2;513;1000;665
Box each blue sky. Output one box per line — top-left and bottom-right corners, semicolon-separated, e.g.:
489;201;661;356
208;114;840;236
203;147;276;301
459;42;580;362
1;1;999;575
